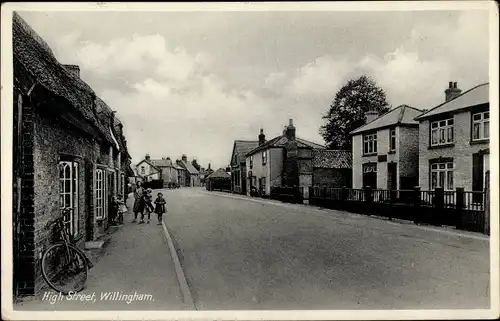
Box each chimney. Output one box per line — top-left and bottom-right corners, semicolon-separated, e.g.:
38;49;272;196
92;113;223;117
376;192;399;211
145;154;150;161
166;157;171;160
182;154;187;162
208;163;211;170
285;119;296;140
63;64;80;78
445;81;462;102
365;110;379;124
258;128;266;146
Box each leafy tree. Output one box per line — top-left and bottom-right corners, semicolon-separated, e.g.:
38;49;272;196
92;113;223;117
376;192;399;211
320;75;390;150
191;159;201;171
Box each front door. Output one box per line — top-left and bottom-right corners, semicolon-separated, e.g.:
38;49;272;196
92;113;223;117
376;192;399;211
362;164;377;188
472;153;485;203
387;163;397;190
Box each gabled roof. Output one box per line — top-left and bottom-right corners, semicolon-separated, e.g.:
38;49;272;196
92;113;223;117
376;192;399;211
177;160;199;174
312;150;352;169
246;135;326;157
136;159;161;172
415;83;489;120
232;140;259;163
207;168;231;179
350;105;423;135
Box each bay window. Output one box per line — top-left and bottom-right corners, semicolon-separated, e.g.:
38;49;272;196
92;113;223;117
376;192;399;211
431;118;454;146
472;111;489;141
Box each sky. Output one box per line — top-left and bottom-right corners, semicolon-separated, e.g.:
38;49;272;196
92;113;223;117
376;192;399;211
18;9;489;170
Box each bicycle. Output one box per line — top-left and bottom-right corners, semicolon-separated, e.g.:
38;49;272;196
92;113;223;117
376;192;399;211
41;208;94;294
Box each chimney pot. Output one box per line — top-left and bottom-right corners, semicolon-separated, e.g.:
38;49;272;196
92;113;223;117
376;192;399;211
449;81;453;88
289;119;293;126
454;82;457;88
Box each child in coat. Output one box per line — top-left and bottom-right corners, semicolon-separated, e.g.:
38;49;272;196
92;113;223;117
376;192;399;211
116;194;127;225
140;188;155;224
154;192;167;225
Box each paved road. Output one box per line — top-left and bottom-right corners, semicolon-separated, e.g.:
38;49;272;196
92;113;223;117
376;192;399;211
163;187;490;310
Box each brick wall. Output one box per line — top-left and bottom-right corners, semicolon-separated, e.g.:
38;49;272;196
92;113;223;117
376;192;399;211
418;110;489;191
313;168;351;187
398;126;419;184
268;148;283;191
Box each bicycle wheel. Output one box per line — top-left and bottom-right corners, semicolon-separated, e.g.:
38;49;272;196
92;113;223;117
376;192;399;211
41;243;88;294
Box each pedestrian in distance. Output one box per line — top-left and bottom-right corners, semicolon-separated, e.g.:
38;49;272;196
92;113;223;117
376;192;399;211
132;181;145;223
154;192;167;226
116;194;127;225
140;188;155;224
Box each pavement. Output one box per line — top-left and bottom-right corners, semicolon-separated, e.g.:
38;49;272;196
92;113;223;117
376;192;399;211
164;187;490;310
14;194;186;311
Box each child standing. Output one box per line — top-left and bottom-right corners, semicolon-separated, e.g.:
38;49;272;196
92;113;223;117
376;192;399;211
116;194;127;225
154;192;167;225
140;188;154;224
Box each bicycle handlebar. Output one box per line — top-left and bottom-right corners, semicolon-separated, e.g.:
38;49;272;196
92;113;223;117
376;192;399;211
45;208;73;229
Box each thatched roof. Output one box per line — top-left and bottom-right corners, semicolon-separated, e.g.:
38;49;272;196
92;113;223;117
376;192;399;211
207;168;231;180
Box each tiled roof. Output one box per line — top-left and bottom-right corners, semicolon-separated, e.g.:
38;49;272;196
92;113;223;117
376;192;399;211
13;13;115;145
207;168;231;179
415;83;489;120
234;141;259;163
350;105;423;135
177;160;199;174
312;150;352;169
150;158;174;167
136;159;161;172
246;135;325;156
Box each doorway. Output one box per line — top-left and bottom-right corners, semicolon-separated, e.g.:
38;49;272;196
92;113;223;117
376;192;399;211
387;163;397;190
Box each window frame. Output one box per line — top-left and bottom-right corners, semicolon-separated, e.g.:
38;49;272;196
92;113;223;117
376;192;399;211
472;111;489;141
430;118;454;146
249;155;253;169
59;160;79;237
363;133;378;155
141;165;145;175
95;168;106;220
389;128;396;152
262;150;267;165
430;162;454;191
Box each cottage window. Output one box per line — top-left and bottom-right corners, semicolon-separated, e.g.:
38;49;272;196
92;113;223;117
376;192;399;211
472;111;489;141
431;118;454;146
389;129;396;151
363;134;377;155
430;162;454;190
59;161;79;236
141;166;145;175
262;151;267;165
250;155;253;169
95;169;106;219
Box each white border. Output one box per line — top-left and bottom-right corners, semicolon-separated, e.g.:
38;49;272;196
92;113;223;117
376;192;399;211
2;1;499;320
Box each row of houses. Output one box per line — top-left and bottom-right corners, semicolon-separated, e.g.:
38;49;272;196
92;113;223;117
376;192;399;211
351;81;490;193
229;120;352;196
12;13;134;297
134;154;212;187
227;81;490;198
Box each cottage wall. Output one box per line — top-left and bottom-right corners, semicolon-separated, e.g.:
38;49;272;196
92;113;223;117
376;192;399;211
32;111;103;293
269;148;284;190
398;126;419;188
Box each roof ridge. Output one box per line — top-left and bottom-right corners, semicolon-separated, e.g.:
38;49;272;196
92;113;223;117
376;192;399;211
350;106;399;134
415;82;489;120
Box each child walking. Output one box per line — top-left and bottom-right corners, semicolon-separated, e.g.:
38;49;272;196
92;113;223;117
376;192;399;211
154;192;167;225
140;188;155;224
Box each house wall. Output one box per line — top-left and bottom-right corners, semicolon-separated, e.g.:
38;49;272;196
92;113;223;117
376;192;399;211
418;110;489;191
246;150;267;195
137;161;159;180
298;148;313;187
269;148;284;191
398;126;420;188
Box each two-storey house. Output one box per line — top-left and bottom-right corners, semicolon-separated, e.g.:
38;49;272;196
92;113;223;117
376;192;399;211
135;154;161;182
149;157;184;187
230;139;259;194
350;105;423;190
415;82;489;193
176;155;200;187
245;119;325;196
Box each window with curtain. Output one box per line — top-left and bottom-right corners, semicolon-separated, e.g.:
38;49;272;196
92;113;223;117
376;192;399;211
472;111;489;141
430;162;454;190
431;118;454;146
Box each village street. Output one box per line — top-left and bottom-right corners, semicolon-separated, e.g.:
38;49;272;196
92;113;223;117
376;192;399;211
164;187;490;310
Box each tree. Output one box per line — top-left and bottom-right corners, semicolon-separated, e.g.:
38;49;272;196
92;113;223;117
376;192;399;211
320;75;390;150
191;159;201;171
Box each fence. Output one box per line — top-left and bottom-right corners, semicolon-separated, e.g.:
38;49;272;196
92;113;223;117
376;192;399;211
308;186;487;234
